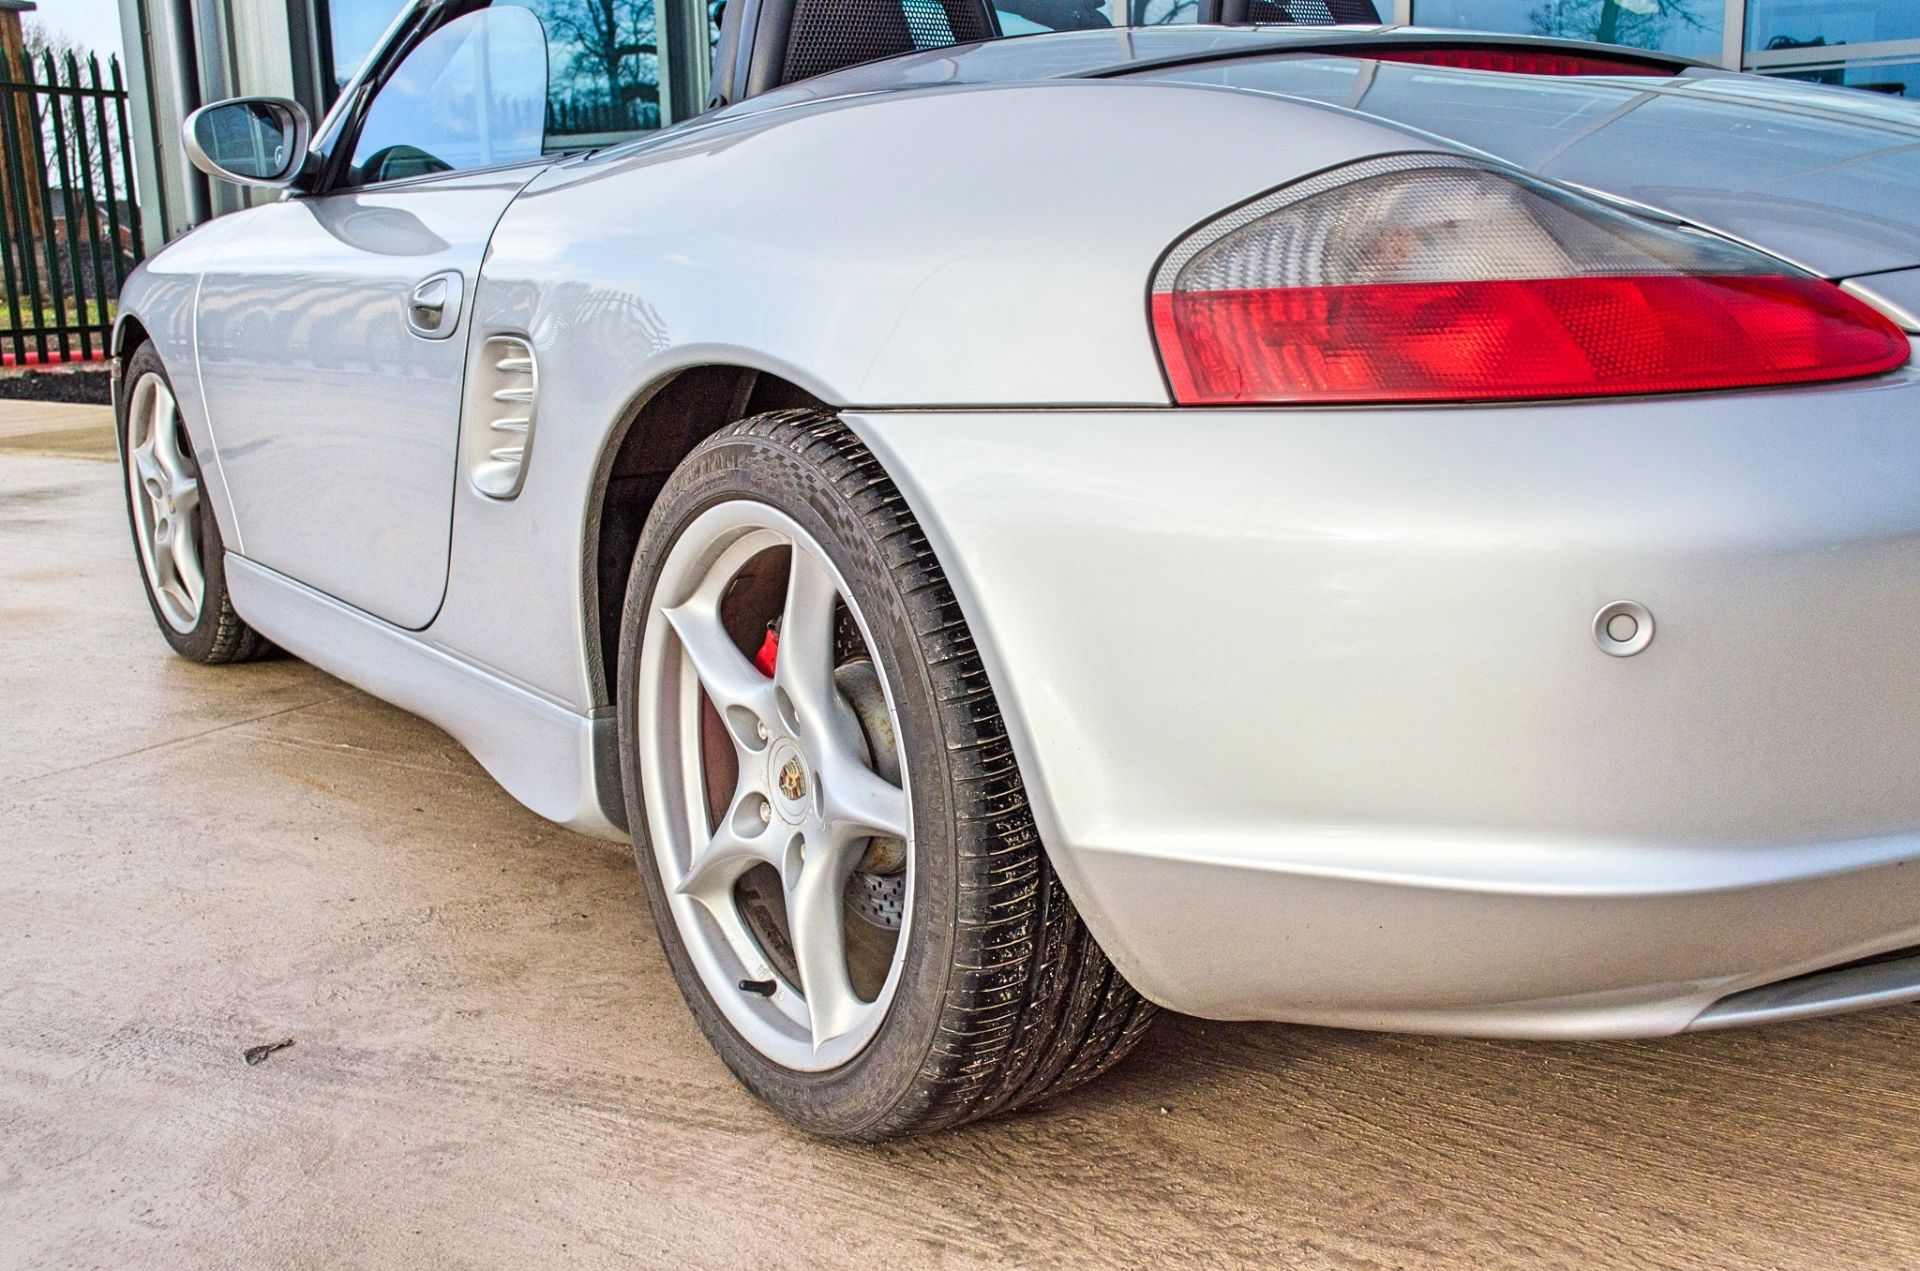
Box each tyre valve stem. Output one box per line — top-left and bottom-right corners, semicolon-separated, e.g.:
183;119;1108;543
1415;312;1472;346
738;978;777;997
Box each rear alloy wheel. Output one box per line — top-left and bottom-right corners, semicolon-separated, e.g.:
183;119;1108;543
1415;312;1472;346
618;411;1156;1139
118;344;269;664
640;495;914;1072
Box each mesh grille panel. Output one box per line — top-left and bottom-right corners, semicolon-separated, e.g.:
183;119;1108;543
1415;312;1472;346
902;0;959;45
782;0;997;83
1244;0;1381;22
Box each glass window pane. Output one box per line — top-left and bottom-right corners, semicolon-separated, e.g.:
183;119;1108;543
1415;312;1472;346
1128;0;1202;23
994;1;1111;33
994;0;1198;32
1411;0;1726;60
349;8;551;183
503;0;663;144
325;0;411;97
1747;1;1920;54
1766;58;1920;96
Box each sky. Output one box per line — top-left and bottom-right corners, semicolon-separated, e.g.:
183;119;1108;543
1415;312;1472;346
21;0;126;61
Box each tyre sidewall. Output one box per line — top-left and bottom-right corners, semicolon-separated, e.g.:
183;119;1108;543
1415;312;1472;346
118;344;237;663
617;422;958;1139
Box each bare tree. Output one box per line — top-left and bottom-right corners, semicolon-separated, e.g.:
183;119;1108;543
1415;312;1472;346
1529;0;1712;49
21;18;89;65
540;0;660;120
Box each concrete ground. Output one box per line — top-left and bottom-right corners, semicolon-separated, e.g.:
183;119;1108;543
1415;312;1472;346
4;409;1920;1269
0;400;119;461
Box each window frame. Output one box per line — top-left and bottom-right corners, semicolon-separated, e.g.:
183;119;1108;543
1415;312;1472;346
340;6;559;188
304;0;711;197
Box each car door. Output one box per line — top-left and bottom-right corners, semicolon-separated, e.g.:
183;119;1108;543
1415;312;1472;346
194;5;554;629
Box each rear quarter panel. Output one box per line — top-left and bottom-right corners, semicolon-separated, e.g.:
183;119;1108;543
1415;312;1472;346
441;80;1439;709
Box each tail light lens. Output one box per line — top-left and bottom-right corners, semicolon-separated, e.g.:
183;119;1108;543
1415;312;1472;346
1150;155;1912;406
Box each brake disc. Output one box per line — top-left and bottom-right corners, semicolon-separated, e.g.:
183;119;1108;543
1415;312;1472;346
834;659;906;930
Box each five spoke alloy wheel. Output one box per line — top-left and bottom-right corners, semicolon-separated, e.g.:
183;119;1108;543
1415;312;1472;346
125;371;205;633
116;344;270;665
638;500;914;1071
619;412;1156;1140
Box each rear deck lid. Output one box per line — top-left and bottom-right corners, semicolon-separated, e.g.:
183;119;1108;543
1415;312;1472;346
1133;51;1920;279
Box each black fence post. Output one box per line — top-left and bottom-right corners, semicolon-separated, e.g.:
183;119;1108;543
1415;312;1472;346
24;52;72;363
88;55;129;294
0;44;50;365
69;51;114;349
0;46;146;366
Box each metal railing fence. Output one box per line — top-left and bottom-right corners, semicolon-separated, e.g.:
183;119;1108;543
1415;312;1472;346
0;47;144;367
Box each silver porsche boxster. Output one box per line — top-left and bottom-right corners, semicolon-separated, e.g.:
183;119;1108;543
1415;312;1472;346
115;0;1920;1138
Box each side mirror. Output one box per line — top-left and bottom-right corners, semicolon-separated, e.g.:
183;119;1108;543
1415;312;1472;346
182;97;312;188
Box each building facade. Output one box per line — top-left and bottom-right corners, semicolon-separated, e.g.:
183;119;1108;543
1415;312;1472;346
1408;0;1920;97
114;0;717;248
114;0;1917;250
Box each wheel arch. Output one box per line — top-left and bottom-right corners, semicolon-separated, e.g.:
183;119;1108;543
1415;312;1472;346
111;312;152;411
583;362;828;706
112;311;152;361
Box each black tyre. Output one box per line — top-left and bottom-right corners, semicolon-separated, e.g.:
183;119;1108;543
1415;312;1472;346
616;410;1156;1140
118;343;271;664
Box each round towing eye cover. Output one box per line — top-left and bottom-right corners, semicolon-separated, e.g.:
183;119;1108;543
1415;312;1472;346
1594;600;1655;658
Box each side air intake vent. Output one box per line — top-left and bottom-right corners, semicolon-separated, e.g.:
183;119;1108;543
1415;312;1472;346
466;336;538;500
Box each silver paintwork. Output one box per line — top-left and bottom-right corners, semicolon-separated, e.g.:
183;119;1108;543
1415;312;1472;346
223;553;623;834
1692;949;1920;1031
638;502;914;1069
114;26;1920;1039
846;385;1920;1036
191;165;542;629
1844;268;1920;333
181;97;312;189
124;373;204;632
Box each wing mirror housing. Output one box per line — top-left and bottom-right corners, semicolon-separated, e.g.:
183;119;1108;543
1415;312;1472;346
182;97;314;189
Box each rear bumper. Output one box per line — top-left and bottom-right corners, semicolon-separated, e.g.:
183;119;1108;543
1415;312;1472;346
1060;828;1920;1036
848;368;1920;1037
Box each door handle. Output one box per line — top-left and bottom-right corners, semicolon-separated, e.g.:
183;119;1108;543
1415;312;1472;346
406;270;464;340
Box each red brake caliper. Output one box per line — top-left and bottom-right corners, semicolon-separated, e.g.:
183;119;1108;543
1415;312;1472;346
753;624;779;677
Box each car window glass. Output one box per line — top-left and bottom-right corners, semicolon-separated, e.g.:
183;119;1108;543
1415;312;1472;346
499;0;666;146
994;0;1196;34
1410;0;1725;61
326;0;412;99
348;7;550;185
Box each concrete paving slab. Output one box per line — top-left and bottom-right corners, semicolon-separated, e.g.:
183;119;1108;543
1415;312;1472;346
0;400;116;460
0;399;114;439
4;452;1920;1268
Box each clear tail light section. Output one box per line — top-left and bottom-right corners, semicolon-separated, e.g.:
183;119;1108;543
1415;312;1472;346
1150;155;1912;406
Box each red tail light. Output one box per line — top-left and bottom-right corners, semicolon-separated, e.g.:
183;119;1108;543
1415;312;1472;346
1362;48;1680;77
1150;156;1912;406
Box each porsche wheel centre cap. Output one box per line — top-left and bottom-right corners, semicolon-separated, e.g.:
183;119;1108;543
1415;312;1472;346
769;739;811;821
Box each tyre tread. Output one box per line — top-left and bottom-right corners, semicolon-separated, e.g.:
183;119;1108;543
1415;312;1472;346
715;410;1156;1138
